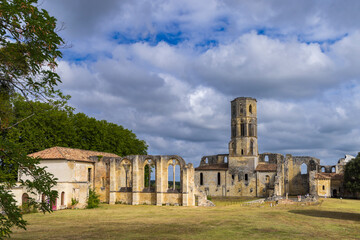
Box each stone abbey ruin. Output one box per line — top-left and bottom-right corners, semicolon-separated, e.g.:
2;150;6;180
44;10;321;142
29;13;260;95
12;97;354;208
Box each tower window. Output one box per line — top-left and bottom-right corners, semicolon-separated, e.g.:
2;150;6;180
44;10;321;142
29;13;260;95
217;172;221;186
249;104;252;114
322;185;325;190
250;141;254;155
245;174;248;181
241;123;245;136
200;173;203;186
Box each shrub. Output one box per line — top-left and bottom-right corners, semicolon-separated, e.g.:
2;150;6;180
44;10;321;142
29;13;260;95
207;195;212;201
87;189;100;209
71;198;79;206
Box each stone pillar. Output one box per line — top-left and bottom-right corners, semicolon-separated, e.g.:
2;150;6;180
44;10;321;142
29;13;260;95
156;157;163;206
132;156;140;205
182;166;189;206
109;158;117;204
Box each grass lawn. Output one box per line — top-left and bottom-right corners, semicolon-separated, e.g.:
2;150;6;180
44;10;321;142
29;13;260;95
8;198;360;240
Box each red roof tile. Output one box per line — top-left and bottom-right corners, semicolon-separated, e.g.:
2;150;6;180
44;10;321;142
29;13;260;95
255;163;277;172
28;146;119;162
315;172;343;180
195;163;228;171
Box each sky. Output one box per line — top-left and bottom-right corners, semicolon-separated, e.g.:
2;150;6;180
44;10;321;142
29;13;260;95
41;0;360;166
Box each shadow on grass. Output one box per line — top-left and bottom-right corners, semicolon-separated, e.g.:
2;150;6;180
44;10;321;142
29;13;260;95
289;210;360;221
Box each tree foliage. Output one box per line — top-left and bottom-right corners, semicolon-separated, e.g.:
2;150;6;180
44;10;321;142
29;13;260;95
344;153;360;194
0;0;64;237
86;189;100;209
6;95;148;156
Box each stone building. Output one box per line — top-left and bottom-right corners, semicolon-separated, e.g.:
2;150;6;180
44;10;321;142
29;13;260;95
13;147;197;208
195;97;353;198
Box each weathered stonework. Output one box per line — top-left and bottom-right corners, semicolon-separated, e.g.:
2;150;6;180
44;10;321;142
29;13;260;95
195;97;354;199
92;155;197;206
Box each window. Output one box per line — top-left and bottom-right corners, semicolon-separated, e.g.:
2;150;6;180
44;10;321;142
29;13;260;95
245;174;248;181
61;192;65;205
300;163;308;175
322;185;325;190
249;105;252;114
231;174;235;185
200;173;204;186
217;172;221;186
241;123;245;136
88;168;91;182
265;175;270;185
265;155;269;162
250;141;254;155
241;149;244;155
249;124;253;137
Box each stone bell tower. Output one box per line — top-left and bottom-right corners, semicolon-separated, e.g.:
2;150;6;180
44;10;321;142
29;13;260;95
228;97;258;158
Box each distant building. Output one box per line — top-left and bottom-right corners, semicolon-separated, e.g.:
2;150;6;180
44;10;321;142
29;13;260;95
195;97;355;198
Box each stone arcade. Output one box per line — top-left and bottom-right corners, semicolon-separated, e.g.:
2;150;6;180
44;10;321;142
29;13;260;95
195;97;351;199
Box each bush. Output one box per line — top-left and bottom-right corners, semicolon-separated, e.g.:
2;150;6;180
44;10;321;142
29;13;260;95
87;189;100;209
71;198;79;206
207;195;212;201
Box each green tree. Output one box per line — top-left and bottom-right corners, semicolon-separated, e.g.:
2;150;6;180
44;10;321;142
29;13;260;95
0;0;63;237
86;189;100;209
344;153;360;195
6;96;148;157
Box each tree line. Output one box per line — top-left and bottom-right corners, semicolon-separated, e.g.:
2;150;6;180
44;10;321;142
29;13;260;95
6;95;148;156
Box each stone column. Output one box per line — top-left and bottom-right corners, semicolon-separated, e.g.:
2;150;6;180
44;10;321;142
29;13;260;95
156;157;163;206
132;156;140;205
182;166;188;206
109;158;117;204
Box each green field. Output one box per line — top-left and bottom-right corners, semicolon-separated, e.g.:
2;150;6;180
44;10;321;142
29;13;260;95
9;198;360;240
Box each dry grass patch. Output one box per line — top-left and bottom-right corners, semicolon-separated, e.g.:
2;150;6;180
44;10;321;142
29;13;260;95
8;198;360;240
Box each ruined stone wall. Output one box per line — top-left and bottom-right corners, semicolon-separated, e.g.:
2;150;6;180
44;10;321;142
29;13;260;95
286;155;320;196
195;170;228;197
256;172;276;197
316;179;331;197
102;155;195;206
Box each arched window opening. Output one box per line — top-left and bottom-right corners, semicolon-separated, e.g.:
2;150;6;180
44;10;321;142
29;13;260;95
224;156;228;163
245;174;248;181
168;160;181;192
144;160;155;192
322;185;325;190
265;155;269;162
217;172;221;186
232;125;236;137
249;104;252;114
231;174;235;185
175;165;181;192
120;160;132;192
300;163;308;175
250;141;254;155
241;149;244;155
321;167;325;173
249;124;253;137
168;165;173;189
200;173;203;186
22;193;29;205
331;166;336;173
265;175;270;185
241;123;245;136
205;157;208;164
61;192;65;205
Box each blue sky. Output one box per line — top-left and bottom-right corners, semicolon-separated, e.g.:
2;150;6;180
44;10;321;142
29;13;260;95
42;0;360;166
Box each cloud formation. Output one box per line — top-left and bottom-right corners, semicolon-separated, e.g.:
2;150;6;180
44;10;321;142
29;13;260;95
43;0;360;166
